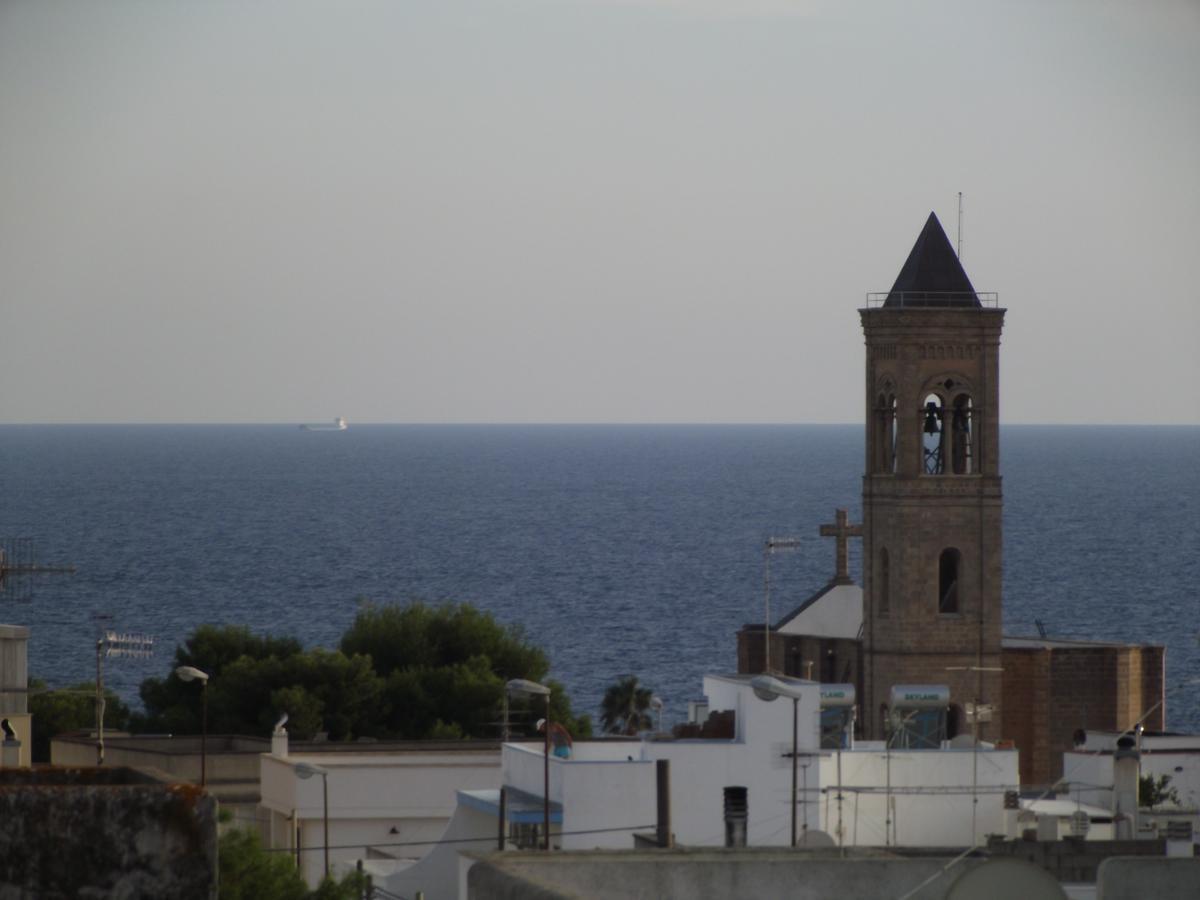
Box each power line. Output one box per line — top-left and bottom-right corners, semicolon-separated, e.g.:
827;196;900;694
263;822;658;854
895;671;1200;900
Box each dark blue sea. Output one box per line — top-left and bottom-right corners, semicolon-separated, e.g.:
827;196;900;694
2;424;1197;734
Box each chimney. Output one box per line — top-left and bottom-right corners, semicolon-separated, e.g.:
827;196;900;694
272;725;289;758
1112;734;1140;840
723;786;748;848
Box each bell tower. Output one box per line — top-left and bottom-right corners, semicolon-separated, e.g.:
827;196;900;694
859;212;1006;742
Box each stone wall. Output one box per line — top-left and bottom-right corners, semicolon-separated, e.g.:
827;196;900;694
0;766;217;899
1002;644;1166;787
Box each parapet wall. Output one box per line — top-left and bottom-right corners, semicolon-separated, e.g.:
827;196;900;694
0;766;217;899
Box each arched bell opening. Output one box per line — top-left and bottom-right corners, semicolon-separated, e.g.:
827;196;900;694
921;393;945;474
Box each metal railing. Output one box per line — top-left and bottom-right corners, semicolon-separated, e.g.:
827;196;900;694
864;292;999;309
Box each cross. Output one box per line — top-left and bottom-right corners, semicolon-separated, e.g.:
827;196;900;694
818;509;862;585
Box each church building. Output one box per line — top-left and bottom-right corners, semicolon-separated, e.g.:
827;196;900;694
738;212;1164;787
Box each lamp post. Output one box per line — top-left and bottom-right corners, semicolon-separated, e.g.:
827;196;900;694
751;674;806;847
506;678;552;850
174;666;210;787
295;762;330;880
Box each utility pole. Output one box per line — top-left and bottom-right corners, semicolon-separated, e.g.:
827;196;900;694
94;630;154;764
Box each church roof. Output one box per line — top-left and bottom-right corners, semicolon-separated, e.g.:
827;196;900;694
774;581;838;630
884;212;980;308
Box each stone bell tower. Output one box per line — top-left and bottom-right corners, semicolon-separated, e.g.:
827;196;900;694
859;212;1006;742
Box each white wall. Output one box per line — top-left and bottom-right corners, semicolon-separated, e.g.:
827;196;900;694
259;750;500;886
1065;748;1200;811
817;746;1019;847
379;803;497;900
501;675;824;850
559;758;656;849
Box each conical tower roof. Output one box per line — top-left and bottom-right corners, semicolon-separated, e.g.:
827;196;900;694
884;212;979;307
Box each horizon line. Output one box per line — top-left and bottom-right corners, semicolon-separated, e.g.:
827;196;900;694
0;420;1196;428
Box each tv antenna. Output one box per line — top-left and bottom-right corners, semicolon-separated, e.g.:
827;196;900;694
93;622;154;764
956;192;964;259
0;538;76;602
763;537;804;673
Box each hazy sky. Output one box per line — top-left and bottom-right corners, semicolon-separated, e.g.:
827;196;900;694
2;0;1197;424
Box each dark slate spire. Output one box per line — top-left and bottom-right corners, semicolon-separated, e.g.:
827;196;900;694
883;212;979;308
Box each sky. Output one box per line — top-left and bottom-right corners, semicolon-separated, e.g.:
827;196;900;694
1;0;1197;425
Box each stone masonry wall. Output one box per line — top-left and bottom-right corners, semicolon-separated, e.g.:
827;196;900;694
0;767;217;899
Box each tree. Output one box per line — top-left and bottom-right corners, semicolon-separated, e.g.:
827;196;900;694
342;601;591;740
1139;773;1181;809
600;675;653;735
136;625;384;740
217;827;369;900
27;679;131;762
340;601;548;681
135;603;591;741
218;828;308;900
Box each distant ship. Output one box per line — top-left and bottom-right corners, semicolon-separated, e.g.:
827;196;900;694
300;417;348;432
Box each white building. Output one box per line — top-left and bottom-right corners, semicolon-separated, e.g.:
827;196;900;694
258;733;500;886
816;741;1019;847
383;673;824;900
1064;730;1200;841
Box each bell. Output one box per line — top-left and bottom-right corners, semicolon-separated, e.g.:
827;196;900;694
923;402;941;435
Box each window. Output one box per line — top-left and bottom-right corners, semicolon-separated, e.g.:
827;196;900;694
947;704;964;740
938;548;961;614
875;391;898;473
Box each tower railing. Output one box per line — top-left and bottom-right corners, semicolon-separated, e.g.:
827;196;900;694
864;292;999;309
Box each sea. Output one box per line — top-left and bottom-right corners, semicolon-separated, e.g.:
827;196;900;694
1;424;1197;734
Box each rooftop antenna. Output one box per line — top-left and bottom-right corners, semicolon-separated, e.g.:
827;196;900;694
763;537;804;673
93;624;154;764
956;192;964;259
0;538;76;602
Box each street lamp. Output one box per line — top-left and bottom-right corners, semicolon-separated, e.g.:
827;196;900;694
506;678;552;850
294;762;330;880
751;674;806;847
174;666;210;787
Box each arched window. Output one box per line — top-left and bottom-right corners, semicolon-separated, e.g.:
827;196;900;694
951;394;973;474
938;548;961;614
875;390;898;474
888;394;897;473
921;393;945;474
879;548;890;618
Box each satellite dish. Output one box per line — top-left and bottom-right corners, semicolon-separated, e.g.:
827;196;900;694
945;858;1067;900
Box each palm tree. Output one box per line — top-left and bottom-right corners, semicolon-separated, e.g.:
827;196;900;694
600;675;653;735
